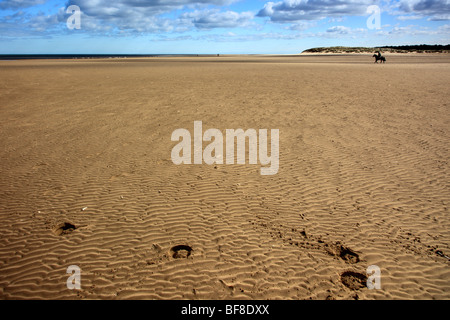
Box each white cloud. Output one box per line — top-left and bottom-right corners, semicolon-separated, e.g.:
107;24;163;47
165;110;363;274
377;23;450;37
257;0;379;22
0;0;47;9
66;0;237;18
397;15;423;21
397;0;450;21
58;0;248;33
0;0;249;37
287;21;316;31
180;9;254;29
428;14;450;21
326;25;352;34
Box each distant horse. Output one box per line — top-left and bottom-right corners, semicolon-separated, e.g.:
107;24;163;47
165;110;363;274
373;54;386;63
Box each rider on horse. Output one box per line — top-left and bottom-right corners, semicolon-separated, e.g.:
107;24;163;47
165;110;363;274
373;50;386;63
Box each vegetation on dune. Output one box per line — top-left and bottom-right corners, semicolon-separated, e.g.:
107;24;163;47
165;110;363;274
302;45;450;54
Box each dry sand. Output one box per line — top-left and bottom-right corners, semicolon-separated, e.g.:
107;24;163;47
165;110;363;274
0;54;449;300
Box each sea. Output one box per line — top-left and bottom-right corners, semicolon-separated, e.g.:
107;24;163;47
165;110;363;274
0;54;222;60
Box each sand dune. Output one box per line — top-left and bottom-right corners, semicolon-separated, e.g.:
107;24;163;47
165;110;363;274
0;54;449;300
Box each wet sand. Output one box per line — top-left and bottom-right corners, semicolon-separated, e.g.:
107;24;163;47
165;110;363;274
0;54;449;299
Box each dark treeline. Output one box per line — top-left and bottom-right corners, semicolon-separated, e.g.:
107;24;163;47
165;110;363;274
380;44;450;51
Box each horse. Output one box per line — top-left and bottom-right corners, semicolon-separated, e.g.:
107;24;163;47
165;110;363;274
373;54;386;63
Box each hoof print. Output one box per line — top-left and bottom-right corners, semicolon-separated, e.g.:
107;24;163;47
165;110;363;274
53;222;77;236
341;271;367;290
326;243;360;264
170;245;192;259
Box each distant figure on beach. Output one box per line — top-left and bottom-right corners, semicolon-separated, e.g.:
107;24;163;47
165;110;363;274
373;51;386;63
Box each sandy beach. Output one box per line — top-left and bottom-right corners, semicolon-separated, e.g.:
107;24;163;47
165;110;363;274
0;54;449;300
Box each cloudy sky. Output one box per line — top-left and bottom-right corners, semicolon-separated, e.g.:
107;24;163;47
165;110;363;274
0;0;449;54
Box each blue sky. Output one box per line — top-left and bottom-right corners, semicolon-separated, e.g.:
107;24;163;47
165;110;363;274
0;0;449;54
